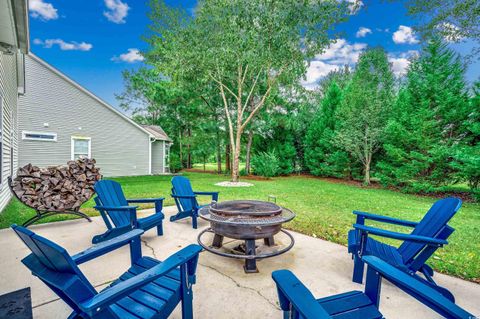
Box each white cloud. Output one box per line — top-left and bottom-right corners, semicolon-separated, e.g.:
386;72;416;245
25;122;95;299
302;61;340;90
29;0;58;20
388;50;419;76
301;39;367;89
34;38;93;51
392;25;419;44
346;0;364;14
111;48;144;63
356;27;372;38
316;39;367;64
389;57;410;76
104;0;130;24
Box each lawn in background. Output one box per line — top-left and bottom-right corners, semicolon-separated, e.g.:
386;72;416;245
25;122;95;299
1;172;478;282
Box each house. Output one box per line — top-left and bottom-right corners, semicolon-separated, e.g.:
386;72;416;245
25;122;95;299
18;54;172;177
0;0;28;211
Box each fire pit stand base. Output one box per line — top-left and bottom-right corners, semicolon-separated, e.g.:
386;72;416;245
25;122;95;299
197;228;295;273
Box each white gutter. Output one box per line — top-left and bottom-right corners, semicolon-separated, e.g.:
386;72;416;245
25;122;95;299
148;137;152;175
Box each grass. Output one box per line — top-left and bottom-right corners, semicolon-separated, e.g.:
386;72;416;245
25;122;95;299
1;172;479;282
192;162;246;172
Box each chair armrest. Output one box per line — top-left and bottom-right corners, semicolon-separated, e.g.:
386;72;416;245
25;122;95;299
171;194;197;199
127;198;165;204
194;191;219;201
94;205;138;211
80;244;202;316
73;229;144;264
353;211;418;227
363;256;474;319
353;224;448;246
272;270;331;319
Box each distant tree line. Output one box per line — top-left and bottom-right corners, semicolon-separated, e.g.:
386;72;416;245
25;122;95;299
117;1;479;200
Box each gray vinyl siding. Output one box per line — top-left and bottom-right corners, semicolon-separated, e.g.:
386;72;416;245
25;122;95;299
151;140;164;174
18;55;150;177
0;52;19;211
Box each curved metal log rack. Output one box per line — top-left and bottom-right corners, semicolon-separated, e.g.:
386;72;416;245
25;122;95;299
8;177;92;227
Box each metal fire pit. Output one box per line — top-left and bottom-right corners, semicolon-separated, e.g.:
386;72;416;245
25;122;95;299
197;200;295;273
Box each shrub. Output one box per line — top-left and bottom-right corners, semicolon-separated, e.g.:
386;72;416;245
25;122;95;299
252;152;280;178
169;153;182;172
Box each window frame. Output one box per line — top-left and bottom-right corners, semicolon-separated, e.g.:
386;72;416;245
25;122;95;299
71;136;91;160
22;131;57;142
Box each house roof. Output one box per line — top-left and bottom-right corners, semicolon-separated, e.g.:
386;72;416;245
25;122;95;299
28;53;162;141
142;125;172;142
0;0;29;53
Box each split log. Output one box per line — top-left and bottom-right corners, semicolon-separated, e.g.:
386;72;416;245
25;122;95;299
10;158;102;212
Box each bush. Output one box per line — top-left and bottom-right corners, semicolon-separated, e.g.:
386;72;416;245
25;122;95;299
239;168;248;176
169;153;182;173
252;152;280;178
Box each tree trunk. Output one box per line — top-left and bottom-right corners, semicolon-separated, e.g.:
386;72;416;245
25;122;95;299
245;130;253;174
364;159;371;185
231;131;242;182
178;130;183;169
216;129;222;174
203;154;206;171
186;128;192;169
225;142;231;172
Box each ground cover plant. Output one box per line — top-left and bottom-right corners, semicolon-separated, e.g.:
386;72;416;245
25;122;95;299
2;172;478;282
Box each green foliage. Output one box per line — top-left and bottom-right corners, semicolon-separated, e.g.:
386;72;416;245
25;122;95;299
336;47;394;184
377;38;472;192
305;81;351;178
404;0;480;59
251;151;280;178
169;152;182;173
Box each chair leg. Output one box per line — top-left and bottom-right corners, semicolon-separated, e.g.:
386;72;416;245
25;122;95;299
352;253;365;284
157;223;163;236
192;215;197;229
181;293;194;319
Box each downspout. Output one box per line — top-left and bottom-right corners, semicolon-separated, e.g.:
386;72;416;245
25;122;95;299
148;136;153;175
163;140;166;174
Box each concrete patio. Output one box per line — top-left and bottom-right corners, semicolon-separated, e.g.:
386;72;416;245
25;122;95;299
1;206;479;319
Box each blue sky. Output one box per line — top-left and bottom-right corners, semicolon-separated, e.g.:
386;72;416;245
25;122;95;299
28;0;478;108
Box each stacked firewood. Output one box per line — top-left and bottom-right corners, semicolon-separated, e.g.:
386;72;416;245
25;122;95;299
10;158;102;212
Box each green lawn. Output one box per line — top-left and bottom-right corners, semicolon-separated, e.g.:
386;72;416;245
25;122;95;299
192;162;246;172
2;172;479;282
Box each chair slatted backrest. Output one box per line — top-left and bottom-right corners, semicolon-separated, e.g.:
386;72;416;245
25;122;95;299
171;176;198;212
11;225;102;317
398;197;462;262
94;180;131;228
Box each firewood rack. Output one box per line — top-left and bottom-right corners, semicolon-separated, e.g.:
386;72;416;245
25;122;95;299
8;177;92;227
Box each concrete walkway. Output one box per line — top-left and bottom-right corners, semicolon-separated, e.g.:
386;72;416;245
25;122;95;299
1;206;478;318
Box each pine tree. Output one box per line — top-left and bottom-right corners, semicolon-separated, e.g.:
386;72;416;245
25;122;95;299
304;81;350;177
377;37;471;191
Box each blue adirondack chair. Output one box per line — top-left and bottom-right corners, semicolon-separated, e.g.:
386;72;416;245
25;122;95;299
272;255;473;319
12;224;202;319
93;180;165;243
170;176;219;229
348;197;461;301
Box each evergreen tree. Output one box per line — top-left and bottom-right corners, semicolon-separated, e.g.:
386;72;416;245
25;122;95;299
451;82;480;199
305;81;350;177
336;48;395;184
377;38;471;191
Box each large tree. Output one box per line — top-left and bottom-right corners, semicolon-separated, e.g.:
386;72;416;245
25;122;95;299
144;0;349;182
402;0;480;58
336;47;394;185
377;38;471;191
305;81;351;178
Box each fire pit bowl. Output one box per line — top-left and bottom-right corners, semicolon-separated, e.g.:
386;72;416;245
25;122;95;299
197;200;295;273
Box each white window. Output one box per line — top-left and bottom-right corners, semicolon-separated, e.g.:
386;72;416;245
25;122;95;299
22;131;57;141
71;137;91;160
